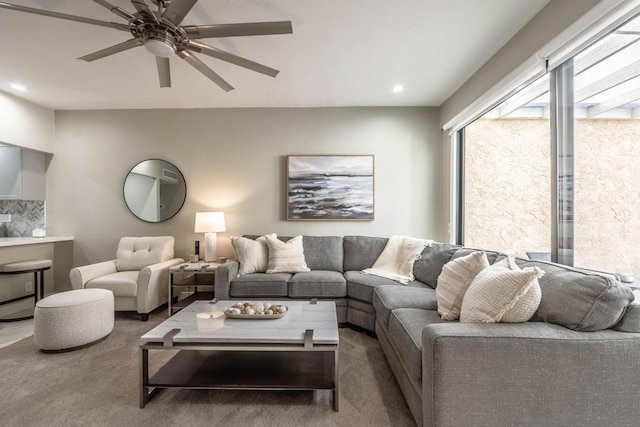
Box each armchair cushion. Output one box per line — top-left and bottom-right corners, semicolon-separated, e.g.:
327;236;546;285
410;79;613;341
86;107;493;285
116;236;175;271
86;271;139;297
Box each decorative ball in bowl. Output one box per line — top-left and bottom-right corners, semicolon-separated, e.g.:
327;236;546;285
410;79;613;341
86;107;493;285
224;302;288;319
216;256;227;263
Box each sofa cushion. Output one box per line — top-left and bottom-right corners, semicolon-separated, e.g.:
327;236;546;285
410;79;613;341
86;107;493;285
231;233;275;276
86;271;139;297
373;285;438;328
229;273;290;297
388;308;448;391
412;243;461;288
437;251;490;320
346;270;429;304
613;301;640;333
302;236;344;272
265;235;310;274
514;258;635;331
460;257;543;323
288;270;346;298
116;236;174;271
343;236;388;271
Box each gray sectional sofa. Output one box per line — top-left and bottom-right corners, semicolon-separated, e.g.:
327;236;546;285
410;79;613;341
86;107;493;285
215;235;640;426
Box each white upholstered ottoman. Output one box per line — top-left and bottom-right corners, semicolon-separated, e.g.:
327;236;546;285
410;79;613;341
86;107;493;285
34;289;114;351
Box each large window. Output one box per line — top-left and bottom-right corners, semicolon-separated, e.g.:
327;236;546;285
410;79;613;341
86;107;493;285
458;13;640;277
572;17;640;277
464;75;551;257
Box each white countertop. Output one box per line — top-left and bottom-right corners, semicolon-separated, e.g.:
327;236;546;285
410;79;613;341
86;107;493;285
0;236;74;248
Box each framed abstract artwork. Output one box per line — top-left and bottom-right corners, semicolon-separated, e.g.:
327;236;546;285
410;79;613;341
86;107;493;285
287;155;374;220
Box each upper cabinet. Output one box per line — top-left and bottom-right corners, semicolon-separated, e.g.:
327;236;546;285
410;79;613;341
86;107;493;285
0;146;46;200
0;91;55;154
0;146;21;198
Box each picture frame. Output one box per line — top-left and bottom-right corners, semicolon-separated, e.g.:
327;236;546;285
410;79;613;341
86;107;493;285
287;155;374;220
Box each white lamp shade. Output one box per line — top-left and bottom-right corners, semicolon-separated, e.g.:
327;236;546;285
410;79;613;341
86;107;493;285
194;212;226;233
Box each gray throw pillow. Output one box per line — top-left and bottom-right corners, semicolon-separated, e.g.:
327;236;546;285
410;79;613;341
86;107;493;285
413;243;461;288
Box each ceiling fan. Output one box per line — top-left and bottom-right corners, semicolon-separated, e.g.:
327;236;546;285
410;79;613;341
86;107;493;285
0;0;293;91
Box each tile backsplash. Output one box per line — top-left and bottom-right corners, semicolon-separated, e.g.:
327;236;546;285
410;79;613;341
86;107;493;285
0;200;45;237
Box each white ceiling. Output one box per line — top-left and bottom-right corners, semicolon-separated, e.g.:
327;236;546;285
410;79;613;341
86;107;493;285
0;0;550;110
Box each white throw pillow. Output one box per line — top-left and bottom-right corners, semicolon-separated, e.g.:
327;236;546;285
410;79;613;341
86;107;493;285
265;235;310;274
362;235;433;284
460;257;543;323
231;234;276;276
436;251;490;320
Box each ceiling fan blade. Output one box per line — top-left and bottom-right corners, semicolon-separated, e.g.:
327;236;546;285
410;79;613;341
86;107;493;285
92;0;136;21
78;38;142;62
0;2;129;31
130;0;157;22
156;57;171;88
188;40;279;78
184;21;293;38
177;50;234;92
162;0;197;27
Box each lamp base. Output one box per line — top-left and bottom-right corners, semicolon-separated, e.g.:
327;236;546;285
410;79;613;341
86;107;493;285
203;232;217;262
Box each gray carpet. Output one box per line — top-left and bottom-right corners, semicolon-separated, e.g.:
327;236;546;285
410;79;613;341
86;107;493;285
0;310;415;426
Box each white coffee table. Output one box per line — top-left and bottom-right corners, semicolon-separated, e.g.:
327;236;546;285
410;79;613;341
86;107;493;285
139;299;340;410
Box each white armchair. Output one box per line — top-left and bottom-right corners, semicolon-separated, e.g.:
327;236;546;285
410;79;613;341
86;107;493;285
70;236;184;321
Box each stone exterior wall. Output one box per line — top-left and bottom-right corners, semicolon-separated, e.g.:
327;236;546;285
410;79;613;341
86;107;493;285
464;119;551;257
465;118;640;277
574;120;640;276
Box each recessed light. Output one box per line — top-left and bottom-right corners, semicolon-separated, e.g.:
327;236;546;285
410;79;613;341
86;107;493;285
10;83;27;92
392;85;404;93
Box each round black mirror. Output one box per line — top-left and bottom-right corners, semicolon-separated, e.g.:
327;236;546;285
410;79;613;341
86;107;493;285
123;159;186;223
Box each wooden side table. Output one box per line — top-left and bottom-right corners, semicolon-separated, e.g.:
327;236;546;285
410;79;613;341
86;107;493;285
168;262;221;315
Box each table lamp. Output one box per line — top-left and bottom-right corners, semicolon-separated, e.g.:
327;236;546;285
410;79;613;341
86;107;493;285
194;212;226;262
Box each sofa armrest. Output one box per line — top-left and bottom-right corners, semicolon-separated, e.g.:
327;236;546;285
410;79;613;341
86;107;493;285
421;322;640;427
215;261;239;300
137;258;185;314
69;260;118;290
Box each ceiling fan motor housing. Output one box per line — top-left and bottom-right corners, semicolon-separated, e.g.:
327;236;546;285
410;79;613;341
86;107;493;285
131;20;188;58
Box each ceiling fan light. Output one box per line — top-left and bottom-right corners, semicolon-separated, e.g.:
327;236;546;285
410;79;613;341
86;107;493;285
145;39;175;58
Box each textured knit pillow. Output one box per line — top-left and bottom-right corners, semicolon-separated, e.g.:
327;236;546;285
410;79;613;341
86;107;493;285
265;235;310;274
436;251;490;320
231;233;276;276
460;257;543;323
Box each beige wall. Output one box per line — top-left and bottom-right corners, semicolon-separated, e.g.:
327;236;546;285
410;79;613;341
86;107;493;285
0;90;55;153
48;107;445;269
